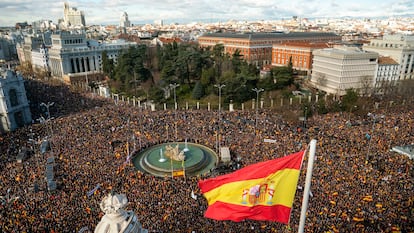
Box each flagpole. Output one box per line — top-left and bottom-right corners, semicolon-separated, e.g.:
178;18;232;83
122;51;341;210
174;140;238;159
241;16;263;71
298;139;317;233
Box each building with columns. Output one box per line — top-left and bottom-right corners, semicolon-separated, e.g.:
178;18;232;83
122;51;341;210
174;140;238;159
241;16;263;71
0;69;32;133
198;32;341;67
363;34;414;80
310;46;379;96
48;31;137;83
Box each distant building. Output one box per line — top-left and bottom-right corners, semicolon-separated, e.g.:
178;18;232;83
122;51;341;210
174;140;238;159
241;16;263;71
310;46;378;96
374;56;400;95
154;19;163;27
16;33;46;65
31;43;49;72
198;32;341;67
0;69;32;133
0;38;12;61
120;12;131;28
363;34;414;80
0;35;18;61
272;42;332;73
63;2;86;27
15;22;30;30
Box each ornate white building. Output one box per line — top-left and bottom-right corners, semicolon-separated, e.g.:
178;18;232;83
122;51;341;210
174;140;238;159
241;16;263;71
311;46;379;96
63;2;86;27
31;43;49;72
120;12;131;28
363;34;414;80
95;193;148;233
48;31;137;83
0;69;32;133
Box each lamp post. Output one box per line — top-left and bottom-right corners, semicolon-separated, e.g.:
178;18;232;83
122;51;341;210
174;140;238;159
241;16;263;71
304;106;308;128
40;102;54;153
40;102;54;120
366;113;384;163
252;88;264;133
214;84;225;152
170;83;180;141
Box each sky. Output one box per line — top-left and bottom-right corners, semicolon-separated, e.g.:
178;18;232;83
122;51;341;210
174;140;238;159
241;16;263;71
0;0;413;27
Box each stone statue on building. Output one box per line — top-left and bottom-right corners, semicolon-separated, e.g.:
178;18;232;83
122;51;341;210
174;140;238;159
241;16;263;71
95;192;148;233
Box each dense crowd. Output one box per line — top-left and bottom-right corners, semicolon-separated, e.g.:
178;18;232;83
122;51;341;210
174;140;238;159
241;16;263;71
0;80;413;233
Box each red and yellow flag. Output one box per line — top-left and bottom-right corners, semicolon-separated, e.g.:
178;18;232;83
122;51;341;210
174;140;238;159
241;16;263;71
198;151;304;224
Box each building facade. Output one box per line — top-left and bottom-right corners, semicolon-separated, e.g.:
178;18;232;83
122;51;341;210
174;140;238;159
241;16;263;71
363;34;414;80
271;42;331;73
310;46;379;96
48;31;137;83
198;32;341;67
374;56;400;95
0;69;32;133
63;2;86;27
120;12;131;28
31;43;49;72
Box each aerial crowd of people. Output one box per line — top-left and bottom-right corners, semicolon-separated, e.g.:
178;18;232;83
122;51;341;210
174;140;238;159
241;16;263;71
0;80;413;233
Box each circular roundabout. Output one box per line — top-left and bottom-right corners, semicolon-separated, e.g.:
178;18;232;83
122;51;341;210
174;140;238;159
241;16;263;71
132;142;219;177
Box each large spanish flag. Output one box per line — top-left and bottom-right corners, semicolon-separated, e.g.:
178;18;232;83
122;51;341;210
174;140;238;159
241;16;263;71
198;151;305;224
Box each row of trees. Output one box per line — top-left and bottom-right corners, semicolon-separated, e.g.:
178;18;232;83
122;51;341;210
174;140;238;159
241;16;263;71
102;42;295;104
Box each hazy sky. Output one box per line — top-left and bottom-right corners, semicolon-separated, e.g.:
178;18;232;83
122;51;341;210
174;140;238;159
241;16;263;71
0;0;413;26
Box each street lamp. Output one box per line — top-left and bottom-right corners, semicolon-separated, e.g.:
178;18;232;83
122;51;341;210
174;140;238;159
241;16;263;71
252;88;264;133
366;112;385;163
214;84;225;152
304;106;308;128
40;102;54;150
169;83;180;141
40;102;54;120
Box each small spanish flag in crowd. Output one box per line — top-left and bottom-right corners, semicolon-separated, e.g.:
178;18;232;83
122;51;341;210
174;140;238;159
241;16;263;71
198;151;304;224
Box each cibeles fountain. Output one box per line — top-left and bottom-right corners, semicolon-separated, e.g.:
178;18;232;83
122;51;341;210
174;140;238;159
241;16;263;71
132;141;218;177
94;193;148;233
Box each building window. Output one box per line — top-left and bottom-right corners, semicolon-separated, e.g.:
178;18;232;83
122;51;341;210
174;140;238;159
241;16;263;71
9;89;19;107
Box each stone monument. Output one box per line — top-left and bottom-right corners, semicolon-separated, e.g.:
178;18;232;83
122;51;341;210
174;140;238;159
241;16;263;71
95;193;148;233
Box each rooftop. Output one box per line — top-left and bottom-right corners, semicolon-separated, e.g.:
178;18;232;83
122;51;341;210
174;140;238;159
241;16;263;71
199;31;339;40
378;56;398;65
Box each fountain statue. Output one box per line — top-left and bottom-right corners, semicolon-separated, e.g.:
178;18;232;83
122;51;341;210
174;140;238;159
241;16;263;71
164;144;185;161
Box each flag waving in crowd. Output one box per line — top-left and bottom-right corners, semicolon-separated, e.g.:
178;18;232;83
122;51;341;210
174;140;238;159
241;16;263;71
198;151;305;224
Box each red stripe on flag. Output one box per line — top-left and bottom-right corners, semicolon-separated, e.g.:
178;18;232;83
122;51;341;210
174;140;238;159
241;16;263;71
204;201;292;224
199;151;304;193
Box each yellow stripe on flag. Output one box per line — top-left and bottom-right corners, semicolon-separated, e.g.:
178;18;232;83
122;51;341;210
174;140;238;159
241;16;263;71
203;168;300;207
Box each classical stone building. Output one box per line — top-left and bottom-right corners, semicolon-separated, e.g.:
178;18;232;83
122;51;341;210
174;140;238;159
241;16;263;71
63;2;86;27
48;31;137;83
0;69;32;133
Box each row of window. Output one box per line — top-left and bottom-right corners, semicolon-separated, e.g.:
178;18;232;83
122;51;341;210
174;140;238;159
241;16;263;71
64;39;83;45
274;54;308;62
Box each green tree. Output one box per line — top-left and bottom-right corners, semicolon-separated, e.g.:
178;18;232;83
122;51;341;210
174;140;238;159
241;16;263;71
341;89;359;111
192;81;204;100
270;66;293;89
102;50;115;78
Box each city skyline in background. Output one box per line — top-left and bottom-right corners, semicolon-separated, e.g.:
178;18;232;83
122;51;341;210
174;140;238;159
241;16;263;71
0;0;413;27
